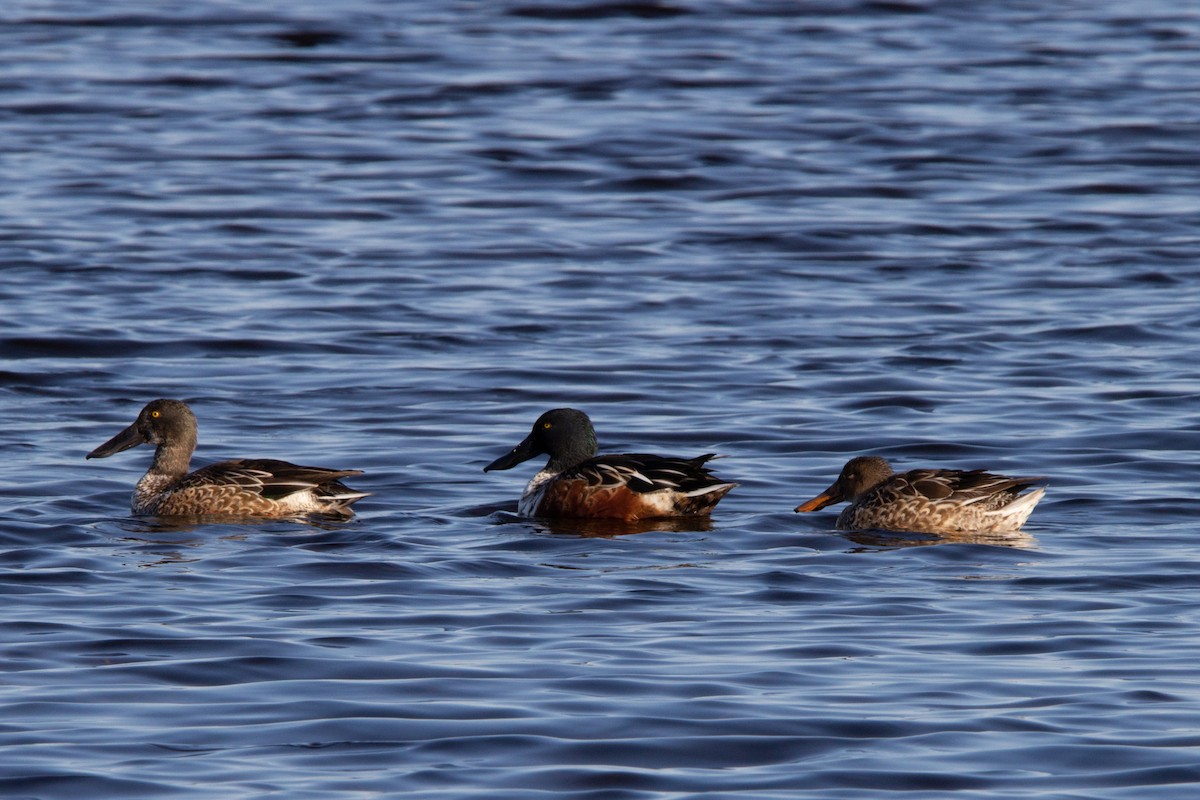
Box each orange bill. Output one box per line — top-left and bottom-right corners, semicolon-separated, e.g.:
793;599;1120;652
794;492;838;513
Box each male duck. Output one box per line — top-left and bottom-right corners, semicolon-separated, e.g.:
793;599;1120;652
484;408;736;521
87;399;368;518
794;455;1046;534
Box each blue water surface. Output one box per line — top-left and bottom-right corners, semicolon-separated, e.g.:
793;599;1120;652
3;1;1200;797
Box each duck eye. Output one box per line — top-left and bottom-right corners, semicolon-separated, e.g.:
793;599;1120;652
150;410;160;419
543;422;553;429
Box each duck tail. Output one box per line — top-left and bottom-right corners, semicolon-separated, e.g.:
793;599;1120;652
988;485;1046;529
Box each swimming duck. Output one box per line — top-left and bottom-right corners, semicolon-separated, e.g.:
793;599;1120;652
87;399;368;518
794;455;1045;534
484;408;736;520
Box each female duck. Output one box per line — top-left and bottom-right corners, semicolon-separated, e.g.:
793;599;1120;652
484;408;736;521
87;399;368;518
794;455;1045;534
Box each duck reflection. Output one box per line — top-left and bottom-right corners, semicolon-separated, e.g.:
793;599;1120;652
842;526;1035;549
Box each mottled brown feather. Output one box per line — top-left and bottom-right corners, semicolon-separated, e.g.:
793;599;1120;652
797;456;1046;534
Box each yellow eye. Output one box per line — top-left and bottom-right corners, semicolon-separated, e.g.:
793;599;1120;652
151;410;160;418
543;422;552;429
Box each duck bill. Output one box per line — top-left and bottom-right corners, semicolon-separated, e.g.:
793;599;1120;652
793;483;843;513
483;434;540;472
86;422;147;460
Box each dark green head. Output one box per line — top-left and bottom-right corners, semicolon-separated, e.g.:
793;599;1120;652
484;408;599;474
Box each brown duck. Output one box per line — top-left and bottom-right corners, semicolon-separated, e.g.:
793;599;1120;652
87;399;368;518
795;455;1046;534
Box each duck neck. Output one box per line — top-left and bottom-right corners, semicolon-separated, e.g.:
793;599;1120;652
149;432;195;479
546;434;596;474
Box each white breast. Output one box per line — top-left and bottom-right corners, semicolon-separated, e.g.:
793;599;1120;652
518;469;556;516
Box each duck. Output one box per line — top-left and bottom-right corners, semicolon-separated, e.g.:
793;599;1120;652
484;408;736;520
794;455;1045;534
86;399;368;518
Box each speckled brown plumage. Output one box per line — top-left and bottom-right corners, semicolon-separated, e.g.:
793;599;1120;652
87;399;368;519
795;455;1045;534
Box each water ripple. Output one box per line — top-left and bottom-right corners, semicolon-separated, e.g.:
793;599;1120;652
4;0;1200;797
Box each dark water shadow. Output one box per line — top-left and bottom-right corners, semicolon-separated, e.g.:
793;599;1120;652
107;513;360;536
842;527;1036;550
91;513;365;567
487;510;717;538
537;515;717;538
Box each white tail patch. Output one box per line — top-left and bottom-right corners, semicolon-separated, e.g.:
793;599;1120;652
985;486;1046;526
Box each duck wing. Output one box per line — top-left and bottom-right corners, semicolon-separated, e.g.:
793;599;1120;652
183;459;364;500
567;453;731;495
897;468;1047;506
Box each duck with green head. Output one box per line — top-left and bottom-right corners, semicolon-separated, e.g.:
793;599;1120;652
485;408;736;521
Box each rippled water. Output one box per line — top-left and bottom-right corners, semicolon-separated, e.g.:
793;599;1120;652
4;1;1200;797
